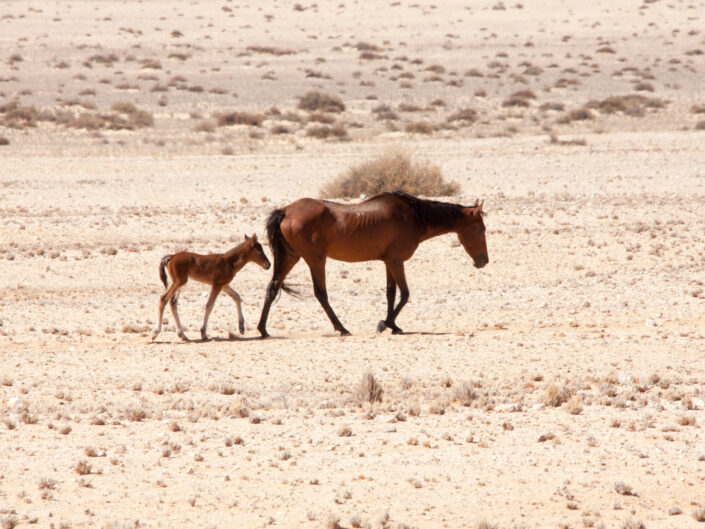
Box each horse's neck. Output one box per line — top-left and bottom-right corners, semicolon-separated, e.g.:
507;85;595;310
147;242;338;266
224;247;247;268
419;223;458;242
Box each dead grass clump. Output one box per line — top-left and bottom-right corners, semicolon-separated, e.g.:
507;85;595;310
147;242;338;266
549;134;587;147
298;91;345;113
0;516;18;529
373;104;399;120
693;506;705;522
321;150;459;198
621;519;646;529
75;460;92;475
502;90;535;107
586;94;666;116
216;111;263;127
558;107;593;123
614;481;636;496
446;108;478;124
246;45;296;56
455;381;478;406
695;120;705;131
306;123;348;140
692;104;705;114
405;121;435;134
542;384;573;407
355;371;383;405
0;137;9;146
565;395;583;414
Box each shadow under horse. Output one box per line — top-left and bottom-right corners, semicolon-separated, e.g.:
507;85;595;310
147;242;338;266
257;191;488;337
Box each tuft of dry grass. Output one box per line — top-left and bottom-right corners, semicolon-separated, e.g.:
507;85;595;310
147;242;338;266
405;121;435;134
298;91;345;113
586;94;666;116
446;108;478;124
693;506;705;522
614;481;636;496
621;519;646;529
215;111;263;127
354;371;383;405
321;150;458;198
75;460;92;475
542;384;573;407
455;381;478;406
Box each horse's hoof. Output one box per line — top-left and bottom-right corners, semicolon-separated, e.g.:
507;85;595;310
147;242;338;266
391;326;404;335
259;329;270;339
179;333;189;342
339;328;352;337
376;320;387;333
151;331;159;341
239;322;245;335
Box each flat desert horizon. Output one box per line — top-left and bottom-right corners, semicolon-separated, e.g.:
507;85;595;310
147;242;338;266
1;1;705;528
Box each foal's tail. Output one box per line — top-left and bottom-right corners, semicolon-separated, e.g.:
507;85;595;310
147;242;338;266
158;255;172;289
266;208;299;297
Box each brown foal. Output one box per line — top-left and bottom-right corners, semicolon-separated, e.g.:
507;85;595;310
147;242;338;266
257;191;488;337
152;235;271;342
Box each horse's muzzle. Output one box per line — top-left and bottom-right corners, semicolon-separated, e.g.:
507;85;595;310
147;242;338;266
473;254;489;269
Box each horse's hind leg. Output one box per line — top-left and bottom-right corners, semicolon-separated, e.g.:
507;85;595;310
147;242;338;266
153;282;179;341
223;285;245;334
201;285;223;341
257;252;300;338
170;289;188;341
306;257;350;336
378;264;403;334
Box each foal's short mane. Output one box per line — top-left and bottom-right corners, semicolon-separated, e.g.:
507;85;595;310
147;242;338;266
384;191;472;227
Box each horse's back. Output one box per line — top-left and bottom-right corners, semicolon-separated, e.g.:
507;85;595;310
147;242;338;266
281;195;419;262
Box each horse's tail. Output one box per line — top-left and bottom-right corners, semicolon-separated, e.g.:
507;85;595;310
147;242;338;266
159;255;171;289
266;208;300;297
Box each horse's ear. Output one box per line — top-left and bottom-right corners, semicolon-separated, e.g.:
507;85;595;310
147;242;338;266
251;233;257;243
244;234;250;241
477;200;484;213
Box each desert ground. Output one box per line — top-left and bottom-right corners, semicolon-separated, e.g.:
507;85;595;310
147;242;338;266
2;1;705;528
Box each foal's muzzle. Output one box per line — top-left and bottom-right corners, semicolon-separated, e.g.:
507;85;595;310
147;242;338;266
473;254;489;269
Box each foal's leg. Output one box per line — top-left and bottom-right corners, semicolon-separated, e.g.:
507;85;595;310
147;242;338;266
306;257;350;336
152;282;180;341
169;289;188;341
223;285;245;334
201;284;223;341
377;265;403;334
257;252;300;338
383;260;409;334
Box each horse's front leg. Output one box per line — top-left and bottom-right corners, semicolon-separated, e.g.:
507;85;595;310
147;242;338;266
377;265;402;333
383;260;409;334
223;285;245;334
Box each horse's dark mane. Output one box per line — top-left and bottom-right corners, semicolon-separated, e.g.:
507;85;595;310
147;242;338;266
383;191;468;227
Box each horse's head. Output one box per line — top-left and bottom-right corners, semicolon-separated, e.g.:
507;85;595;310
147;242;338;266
458;200;488;269
245;234;271;270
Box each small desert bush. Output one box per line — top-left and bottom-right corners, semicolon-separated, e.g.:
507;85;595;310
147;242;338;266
354;371;383;405
542;384;573;407
446;108;478;124
586;94;666;115
215;111;263;127
693;506;705;522
75;460;92;475
405;121;435;134
558;107;593;123
297;91;345;113
695;120;705;131
455;381;478;406
306;123;348;140
0;136;8;146
614;481;636;496
321;150;459;198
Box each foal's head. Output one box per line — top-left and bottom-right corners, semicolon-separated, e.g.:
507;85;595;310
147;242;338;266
457;200;488;269
244;234;271;270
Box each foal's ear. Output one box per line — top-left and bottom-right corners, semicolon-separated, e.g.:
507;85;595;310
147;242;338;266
251;233;258;243
244;234;251;241
477;200;484;213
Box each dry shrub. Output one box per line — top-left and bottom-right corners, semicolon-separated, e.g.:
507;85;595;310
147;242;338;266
297;91;345;113
355;371;383;405
321;150;459;198
542;384;573;407
565;395;583;415
446;108;478;124
558;107;593;123
455;381;478;406
246;45;296;55
215;111;263;127
404;121;435;134
693;506;705;522
692;104;705;114
621;519;646;529
306;123;348;140
373;104;398;120
75;460;92;475
614;481;636;496
586;94;666;115
695;120;705;131
0;136;8;146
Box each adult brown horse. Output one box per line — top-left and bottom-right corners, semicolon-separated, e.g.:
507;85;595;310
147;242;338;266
257;191;488;337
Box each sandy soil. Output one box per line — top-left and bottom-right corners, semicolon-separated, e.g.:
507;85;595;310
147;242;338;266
2;1;705;528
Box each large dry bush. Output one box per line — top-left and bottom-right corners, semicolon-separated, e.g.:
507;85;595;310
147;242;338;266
322;151;459;198
297;91;345;113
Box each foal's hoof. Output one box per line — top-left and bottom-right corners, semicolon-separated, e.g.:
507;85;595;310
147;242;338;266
151;330;159;342
178;333;189;342
239;321;245;335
